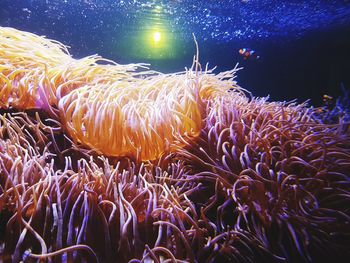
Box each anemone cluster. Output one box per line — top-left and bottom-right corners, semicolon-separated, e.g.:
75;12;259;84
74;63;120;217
0;27;350;263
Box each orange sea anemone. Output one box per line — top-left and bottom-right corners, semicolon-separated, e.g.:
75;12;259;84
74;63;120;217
0;26;242;160
0;27;142;111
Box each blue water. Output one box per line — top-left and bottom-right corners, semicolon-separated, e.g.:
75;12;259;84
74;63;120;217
1;0;350;105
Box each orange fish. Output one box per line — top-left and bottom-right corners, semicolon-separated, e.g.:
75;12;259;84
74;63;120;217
239;48;260;60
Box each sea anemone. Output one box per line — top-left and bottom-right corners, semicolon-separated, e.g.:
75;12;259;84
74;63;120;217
173;96;350;261
0;27;141;111
0;26;243;160
0;27;350;263
0;112;195;262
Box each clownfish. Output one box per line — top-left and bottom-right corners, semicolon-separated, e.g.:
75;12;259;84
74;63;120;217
322;94;333;102
239;48;260;60
322;94;334;108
